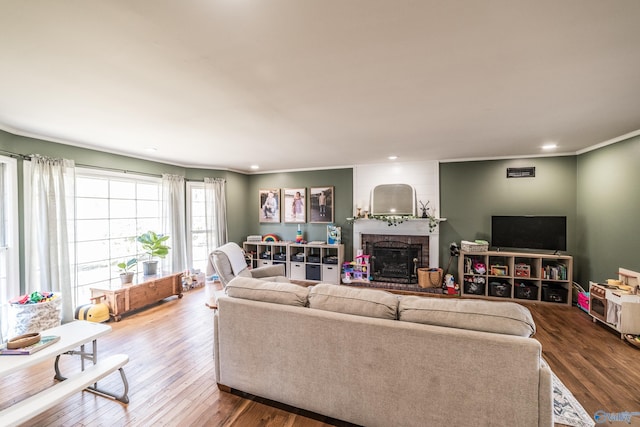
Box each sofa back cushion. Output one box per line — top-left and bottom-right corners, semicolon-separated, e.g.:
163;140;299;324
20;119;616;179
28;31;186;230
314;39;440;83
398;296;536;337
226;277;310;307
308;283;398;320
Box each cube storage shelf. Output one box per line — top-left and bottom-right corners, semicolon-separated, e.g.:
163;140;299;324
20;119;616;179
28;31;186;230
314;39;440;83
243;241;290;275
243;241;344;284
458;250;572;305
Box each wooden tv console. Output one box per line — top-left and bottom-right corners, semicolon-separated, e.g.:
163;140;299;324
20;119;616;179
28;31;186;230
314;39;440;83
90;272;183;321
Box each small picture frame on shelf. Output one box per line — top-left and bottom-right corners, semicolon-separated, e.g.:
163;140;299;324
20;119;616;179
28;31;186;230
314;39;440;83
309;186;334;223
327;224;341;244
259;188;280;223
283;188;306;223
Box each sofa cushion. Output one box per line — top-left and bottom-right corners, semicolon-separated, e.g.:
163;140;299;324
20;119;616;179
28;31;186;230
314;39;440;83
308;283;398;320
212;251;238;285
226;277;309;307
398;296;536;337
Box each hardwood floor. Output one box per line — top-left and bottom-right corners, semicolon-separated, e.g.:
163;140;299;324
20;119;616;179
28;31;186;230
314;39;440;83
1;286;639;426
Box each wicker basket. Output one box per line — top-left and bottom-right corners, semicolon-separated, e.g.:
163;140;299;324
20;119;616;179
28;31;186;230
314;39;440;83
461;240;489;252
7;294;62;337
418;268;443;288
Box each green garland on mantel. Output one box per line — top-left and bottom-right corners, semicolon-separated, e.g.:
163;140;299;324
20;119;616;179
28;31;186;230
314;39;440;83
347;201;443;231
347;214;442;231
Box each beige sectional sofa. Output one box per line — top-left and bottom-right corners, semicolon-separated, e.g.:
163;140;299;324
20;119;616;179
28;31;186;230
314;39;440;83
214;277;553;427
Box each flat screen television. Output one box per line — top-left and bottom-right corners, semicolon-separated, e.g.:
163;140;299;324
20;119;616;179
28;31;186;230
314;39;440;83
491;216;567;252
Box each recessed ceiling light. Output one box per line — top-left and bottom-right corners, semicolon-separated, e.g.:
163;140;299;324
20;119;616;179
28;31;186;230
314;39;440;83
388;155;398;160
250;165;259;170
542;143;557;150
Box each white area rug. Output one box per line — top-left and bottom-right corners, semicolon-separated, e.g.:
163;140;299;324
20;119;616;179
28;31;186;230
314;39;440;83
553;372;595;427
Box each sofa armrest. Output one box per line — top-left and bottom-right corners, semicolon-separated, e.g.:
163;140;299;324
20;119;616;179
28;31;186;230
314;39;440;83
250;264;287;279
538;359;553;427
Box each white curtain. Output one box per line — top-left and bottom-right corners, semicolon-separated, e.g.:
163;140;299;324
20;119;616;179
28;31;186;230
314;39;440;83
0;157;19;342
0;162;6;342
204;177;227;250
26;155;76;323
0;162;4;248
162;174;188;273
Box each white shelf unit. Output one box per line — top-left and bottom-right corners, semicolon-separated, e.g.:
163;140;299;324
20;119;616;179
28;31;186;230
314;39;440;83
243;242;344;284
458;250;573;305
242;241;290;275
288;243;344;284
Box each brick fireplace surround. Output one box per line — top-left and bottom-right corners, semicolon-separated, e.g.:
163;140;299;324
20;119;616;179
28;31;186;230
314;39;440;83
352;219;443;294
362;234;429;273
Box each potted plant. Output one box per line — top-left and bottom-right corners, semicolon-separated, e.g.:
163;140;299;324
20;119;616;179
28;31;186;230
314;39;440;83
117;258;137;284
137;231;170;276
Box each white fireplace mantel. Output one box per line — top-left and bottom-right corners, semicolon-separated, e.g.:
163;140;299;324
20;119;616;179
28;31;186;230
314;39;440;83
353;219;442;268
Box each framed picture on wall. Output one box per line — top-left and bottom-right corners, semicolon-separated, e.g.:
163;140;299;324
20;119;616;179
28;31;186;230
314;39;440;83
259;188;280;223
309;186;334;223
283;188;306;223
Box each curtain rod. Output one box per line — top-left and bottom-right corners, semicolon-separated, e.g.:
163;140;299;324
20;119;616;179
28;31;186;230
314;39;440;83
76;164;215;181
0;149;30;160
0;148;220;182
75;163;162;178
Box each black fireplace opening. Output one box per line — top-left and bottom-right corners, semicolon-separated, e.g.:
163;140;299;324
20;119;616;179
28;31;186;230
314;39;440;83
371;241;422;284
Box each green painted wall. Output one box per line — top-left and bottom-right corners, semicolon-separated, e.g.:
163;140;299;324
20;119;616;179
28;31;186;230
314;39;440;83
576;135;640;283
0;130;353;287
0;130;249;290
439;157;578;282
249;169;354;260
5;127;638;289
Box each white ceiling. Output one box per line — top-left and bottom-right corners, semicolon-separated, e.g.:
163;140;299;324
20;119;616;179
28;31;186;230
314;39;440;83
1;1;639;173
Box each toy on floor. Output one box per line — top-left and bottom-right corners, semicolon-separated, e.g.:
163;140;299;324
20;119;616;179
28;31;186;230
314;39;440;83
342;254;371;283
444;274;460;295
74;295;110;323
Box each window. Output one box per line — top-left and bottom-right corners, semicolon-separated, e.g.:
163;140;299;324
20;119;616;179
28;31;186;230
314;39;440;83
186;182;214;273
74;169;161;302
0;156;19;341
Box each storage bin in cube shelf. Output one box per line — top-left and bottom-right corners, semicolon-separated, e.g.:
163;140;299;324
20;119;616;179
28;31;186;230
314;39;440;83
7;293;62;338
542;285;567;304
489;282;511;298
306;264;321;281
515;283;538;300
463;277;486;295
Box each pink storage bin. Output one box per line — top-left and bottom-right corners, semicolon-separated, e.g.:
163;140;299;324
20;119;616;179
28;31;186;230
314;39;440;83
577;292;589;312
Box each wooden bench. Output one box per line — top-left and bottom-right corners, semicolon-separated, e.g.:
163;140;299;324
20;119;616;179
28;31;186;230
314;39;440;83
0;353;129;427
